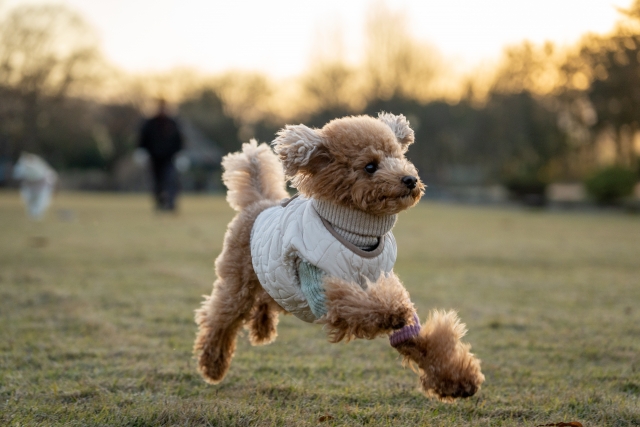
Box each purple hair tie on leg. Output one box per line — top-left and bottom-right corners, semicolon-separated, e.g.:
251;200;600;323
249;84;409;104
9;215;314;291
389;312;421;347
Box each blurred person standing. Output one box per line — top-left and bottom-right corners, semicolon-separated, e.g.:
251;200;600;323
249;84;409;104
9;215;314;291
138;99;184;212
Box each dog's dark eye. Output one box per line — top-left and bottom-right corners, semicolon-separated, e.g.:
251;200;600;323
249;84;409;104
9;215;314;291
364;163;377;174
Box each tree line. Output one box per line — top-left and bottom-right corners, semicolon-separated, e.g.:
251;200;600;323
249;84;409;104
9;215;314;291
1;2;639;193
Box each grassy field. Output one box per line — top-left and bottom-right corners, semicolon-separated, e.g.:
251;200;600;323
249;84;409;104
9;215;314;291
1;192;639;426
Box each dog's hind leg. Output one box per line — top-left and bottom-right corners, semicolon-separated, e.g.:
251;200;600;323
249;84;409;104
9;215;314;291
194;201;275;384
246;289;284;346
194;139;287;384
194;275;260;384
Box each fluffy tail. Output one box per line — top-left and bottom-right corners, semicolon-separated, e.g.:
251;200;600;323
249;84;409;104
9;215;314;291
222;139;289;211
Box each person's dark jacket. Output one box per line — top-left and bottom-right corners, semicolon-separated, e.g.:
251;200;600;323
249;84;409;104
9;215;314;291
139;115;184;161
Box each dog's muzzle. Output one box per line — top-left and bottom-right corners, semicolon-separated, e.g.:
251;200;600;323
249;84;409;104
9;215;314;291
401;176;417;190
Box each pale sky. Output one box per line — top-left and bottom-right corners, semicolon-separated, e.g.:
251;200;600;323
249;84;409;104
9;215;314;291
2;0;633;78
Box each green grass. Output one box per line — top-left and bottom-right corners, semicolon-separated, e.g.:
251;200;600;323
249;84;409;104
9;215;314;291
1;192;639;426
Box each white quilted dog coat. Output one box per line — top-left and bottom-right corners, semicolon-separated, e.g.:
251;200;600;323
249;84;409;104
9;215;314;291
250;195;397;322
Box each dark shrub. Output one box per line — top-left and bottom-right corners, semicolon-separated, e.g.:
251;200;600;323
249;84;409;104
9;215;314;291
584;166;637;205
504;176;547;207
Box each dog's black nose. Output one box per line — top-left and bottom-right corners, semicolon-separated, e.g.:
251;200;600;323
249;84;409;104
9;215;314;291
401;176;417;189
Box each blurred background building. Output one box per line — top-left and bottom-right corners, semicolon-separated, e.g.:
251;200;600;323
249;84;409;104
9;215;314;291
0;0;639;206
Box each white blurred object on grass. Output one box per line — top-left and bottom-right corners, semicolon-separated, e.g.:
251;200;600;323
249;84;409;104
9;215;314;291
12;152;58;220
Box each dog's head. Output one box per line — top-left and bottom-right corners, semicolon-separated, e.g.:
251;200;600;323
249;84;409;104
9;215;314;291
272;113;424;216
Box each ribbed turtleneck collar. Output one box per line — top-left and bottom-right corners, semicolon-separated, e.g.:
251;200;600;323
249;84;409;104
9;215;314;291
312;199;397;250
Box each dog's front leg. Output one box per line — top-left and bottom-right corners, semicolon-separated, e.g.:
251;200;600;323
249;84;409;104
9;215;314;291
317;272;415;342
393;310;485;400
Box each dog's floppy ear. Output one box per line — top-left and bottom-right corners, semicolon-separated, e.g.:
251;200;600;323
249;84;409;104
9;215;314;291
272;124;328;177
378;112;414;151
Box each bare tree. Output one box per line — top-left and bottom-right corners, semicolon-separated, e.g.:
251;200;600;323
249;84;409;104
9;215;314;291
301;62;362;116
299;24;365;116
363;2;442;102
491;41;565;96
0;4;102;154
211;72;275;141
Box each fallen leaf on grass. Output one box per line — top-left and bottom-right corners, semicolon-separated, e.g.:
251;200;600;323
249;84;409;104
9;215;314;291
318;414;334;422
536;422;583;427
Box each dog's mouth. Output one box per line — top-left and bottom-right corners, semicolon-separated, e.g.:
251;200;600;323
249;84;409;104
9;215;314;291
377;190;418;202
363;188;423;215
402;187;422;199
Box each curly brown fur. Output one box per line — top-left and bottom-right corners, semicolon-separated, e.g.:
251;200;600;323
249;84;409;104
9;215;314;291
273;113;425;216
194;200;276;383
246;289;284;346
394;310;485;401
194;141;288;384
318;272;415;343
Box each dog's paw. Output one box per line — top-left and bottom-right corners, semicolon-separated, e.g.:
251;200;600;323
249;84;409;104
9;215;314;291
423;378;479;400
420;357;485;401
